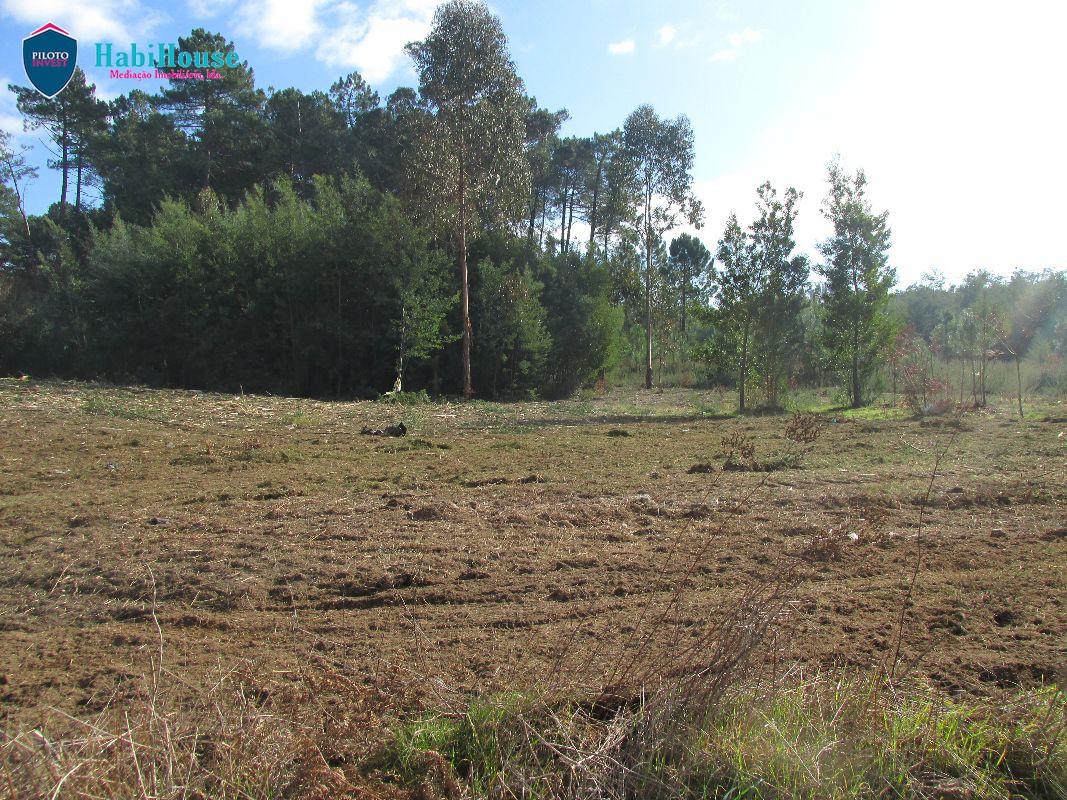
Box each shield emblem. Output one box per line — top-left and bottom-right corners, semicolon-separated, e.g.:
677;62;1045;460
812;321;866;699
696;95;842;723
23;23;77;98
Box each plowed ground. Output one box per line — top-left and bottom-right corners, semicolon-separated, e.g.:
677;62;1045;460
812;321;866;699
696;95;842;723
1;380;1064;723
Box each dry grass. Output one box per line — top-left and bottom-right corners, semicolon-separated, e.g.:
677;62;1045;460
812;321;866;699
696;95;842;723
0;379;1064;798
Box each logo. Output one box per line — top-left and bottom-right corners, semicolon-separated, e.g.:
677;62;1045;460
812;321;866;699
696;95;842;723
23;23;77;98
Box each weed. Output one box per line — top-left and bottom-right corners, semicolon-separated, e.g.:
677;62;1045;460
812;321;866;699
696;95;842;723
721;430;758;471
82;393;166;422
378;389;432;406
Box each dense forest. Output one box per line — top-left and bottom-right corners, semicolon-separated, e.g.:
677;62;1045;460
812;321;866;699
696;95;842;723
1;0;1064;407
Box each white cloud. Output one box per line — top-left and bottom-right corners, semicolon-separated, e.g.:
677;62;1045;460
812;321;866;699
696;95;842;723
187;0;235;20
714;2;738;22
235;0;325;51
690;1;1067;284
608;39;635;55
316;0;441;83
0;76;24;136
711;26;764;63
184;0;442;83
657;24;675;45
0;0;165;42
727;27;762;48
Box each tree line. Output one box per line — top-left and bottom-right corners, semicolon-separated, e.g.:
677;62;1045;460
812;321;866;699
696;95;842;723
1;0;1063;407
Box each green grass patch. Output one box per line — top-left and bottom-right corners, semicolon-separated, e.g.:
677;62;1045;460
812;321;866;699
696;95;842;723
82;393;168;422
278;411;317;428
384;681;1066;800
384;693;527;794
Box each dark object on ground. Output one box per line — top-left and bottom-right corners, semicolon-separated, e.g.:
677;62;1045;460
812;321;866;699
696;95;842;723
606;429;630;437
361;422;407;437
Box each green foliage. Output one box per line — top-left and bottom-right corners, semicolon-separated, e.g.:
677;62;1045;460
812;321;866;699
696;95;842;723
473;256;550;397
749;182;808;410
158;29;267;198
1;14;1063;404
622;103;703;389
541;251;623;398
9;68;107;215
25;177;450;396
710;185;809;411
818;158;895;407
405;0;532;397
667;231;712;336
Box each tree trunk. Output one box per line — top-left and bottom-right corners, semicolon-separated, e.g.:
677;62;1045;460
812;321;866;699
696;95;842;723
739;324;749;412
1015;354;1023;418
565;199;574;250
527;188;539;244
559;189;569;253
851;348;861;408
980;353;987;406
851;320;861;408
74;151;82;210
336;270;343;395
588;158;603;248
680;269;687;336
538;194;547;248
459;168;472;399
59;115;69;216
644;231;653;390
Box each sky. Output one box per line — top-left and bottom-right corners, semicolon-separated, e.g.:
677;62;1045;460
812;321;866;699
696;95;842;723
1;0;1065;286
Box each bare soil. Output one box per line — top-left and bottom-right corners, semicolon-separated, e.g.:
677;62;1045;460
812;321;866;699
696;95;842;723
1;380;1064;724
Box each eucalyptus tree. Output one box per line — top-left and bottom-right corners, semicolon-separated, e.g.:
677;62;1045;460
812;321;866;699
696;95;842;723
817;159;894;407
405;0;531;398
622;104;702;389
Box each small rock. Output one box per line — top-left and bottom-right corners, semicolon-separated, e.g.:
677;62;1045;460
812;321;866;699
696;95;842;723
991;528;1007;538
147;517;168;526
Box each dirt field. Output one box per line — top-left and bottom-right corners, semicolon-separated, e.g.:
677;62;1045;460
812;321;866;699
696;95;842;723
1;379;1064;724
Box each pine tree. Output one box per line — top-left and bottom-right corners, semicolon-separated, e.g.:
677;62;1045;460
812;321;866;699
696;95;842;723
817;159;894;407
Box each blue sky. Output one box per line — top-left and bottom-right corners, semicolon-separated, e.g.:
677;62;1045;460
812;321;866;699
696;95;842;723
2;0;1065;285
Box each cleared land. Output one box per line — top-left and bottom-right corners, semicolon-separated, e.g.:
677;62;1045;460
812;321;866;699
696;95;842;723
0;379;1064;728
